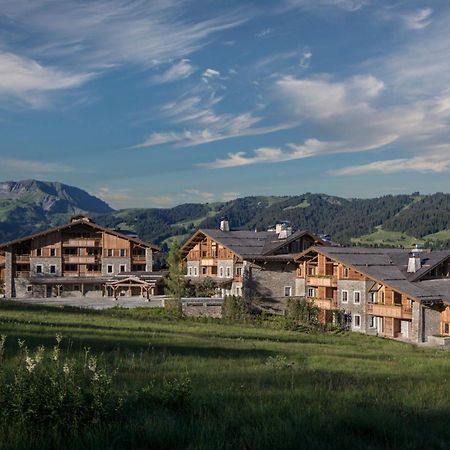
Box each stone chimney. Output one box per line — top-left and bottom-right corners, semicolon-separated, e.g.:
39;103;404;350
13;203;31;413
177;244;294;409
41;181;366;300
220;217;230;232
276;221;292;239
407;245;422;273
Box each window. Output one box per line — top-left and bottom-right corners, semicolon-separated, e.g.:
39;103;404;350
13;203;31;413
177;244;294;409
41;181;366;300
120;249;127;257
119;264;126;273
107;264;114;274
445;323;450;335
393;291;402;305
220;267;224;278
341;290;348;303
36;248;42;256
73;285;80;291
353;314;361;328
354;291;361;304
64;264;77;272
201;266;207;275
369;316;376;328
226;267;231;278
236;267;242;276
343;267;349;278
194;267;198;276
284;286;292;297
107;249;113;257
50;265;57;274
188;267;192;276
307;287;315;297
27;286;32;292
50;248;56;257
369;291;376;303
35;264;43;274
380;291;385;304
235;287;241;296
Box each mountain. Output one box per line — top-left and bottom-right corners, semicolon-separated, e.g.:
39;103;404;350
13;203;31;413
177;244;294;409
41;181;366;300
1;180;450;252
0;180;113;242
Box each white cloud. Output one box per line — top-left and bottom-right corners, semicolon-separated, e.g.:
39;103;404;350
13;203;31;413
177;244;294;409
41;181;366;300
0;158;72;173
184;189;215;201
151;59;196;84
283;0;368;12
147;195;175;206
402;8;432;30
0;51;93;107
97;187;131;202
331;149;450;176
255;28;274;39
202;68;221;82
299;49;312;68
223;192;240;202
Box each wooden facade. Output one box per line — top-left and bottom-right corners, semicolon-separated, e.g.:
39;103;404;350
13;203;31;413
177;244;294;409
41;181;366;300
0;216;159;299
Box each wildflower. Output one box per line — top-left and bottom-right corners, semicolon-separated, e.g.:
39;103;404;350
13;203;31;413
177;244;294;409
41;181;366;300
87;356;97;373
18;339;25;349
52;346;60;362
35;346;45;364
63;363;70;375
56;333;63;344
25;356;36;373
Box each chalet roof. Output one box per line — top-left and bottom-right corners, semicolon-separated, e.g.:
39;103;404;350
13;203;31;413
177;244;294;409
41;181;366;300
296;246;446;303
0;218;159;251
181;228;321;260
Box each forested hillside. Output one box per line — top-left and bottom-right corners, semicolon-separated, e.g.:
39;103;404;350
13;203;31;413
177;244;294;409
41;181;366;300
2;180;450;251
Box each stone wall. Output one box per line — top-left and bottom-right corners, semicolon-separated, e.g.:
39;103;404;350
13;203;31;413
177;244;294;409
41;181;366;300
102;257;131;276
217;259;234;278
423;306;441;341
295;278;306;297
336;280;373;333
182;302;223;318
186;260;200;276
246;262;297;312
145;248;153;272
30;257;62;276
4;250;13;298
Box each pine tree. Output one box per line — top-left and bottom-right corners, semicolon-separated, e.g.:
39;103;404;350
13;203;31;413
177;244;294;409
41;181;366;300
165;239;187;315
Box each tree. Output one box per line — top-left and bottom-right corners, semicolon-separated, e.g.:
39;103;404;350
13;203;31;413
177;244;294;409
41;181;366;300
164;239;187;315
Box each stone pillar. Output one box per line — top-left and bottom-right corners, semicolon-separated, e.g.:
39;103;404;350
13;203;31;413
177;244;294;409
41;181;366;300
411;301;422;343
423;306;441;341
4;248;14;298
145;248;153;272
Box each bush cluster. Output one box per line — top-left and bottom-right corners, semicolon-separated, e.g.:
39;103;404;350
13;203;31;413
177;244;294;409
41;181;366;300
0;334;121;435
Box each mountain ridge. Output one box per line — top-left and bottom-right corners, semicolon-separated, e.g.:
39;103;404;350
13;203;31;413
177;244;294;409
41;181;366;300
1;180;450;251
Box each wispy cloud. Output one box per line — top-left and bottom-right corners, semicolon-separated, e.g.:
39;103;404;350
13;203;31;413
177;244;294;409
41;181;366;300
97;187;131;202
0;51;94;107
283;0;369;12
402;8;433;30
0;158;72;173
255;28;274;39
184;189;215;201
151;59;196;84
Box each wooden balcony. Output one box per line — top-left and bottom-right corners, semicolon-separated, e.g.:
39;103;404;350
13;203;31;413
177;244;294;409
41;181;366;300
63;239;101;247
201;258;218;266
63;256;97;264
15;271;30;278
131;255;146;263
14;255;30;263
367;303;413;320
307;276;337;287
309;297;334;310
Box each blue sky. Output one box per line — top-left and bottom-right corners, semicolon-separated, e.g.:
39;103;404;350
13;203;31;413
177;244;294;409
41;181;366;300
1;0;450;208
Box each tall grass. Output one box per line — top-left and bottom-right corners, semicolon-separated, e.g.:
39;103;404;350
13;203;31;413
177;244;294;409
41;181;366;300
0;301;450;449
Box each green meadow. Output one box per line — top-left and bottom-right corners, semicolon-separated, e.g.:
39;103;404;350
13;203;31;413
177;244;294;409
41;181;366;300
1;302;450;449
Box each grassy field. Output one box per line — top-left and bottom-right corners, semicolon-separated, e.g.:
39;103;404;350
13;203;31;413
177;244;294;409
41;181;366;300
1;302;450;449
351;226;423;247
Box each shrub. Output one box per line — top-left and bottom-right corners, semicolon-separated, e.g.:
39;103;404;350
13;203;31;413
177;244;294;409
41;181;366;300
286;297;320;328
222;295;251;321
0;334;122;434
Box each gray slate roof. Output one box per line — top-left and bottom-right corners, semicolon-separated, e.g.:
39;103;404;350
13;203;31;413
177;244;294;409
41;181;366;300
195;229;319;259
305;246;450;302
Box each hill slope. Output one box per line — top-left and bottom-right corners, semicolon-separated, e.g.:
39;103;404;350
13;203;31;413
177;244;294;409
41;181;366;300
0;180;113;242
2;180;450;251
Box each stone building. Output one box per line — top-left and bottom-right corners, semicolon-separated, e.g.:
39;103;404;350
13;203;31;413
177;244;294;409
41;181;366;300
181;219;323;311
295;246;450;343
0;215;163;299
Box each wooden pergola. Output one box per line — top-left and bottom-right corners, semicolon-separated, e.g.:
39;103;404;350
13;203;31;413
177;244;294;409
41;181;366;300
105;276;156;299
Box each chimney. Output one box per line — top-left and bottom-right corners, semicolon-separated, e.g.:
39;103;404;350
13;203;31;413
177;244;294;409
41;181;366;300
220;217;230;232
276;221;292;239
407;245;422;273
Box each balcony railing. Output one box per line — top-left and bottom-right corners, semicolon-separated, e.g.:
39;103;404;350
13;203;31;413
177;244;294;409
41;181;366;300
308;297;335;310
14;255;31;262
306;276;337;287
367;303;413;320
62;239;101;247
63;256;97;264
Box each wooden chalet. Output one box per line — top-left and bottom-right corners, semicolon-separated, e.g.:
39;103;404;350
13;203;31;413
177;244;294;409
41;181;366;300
295;246;450;343
0;215;163;299
181;218;323;310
